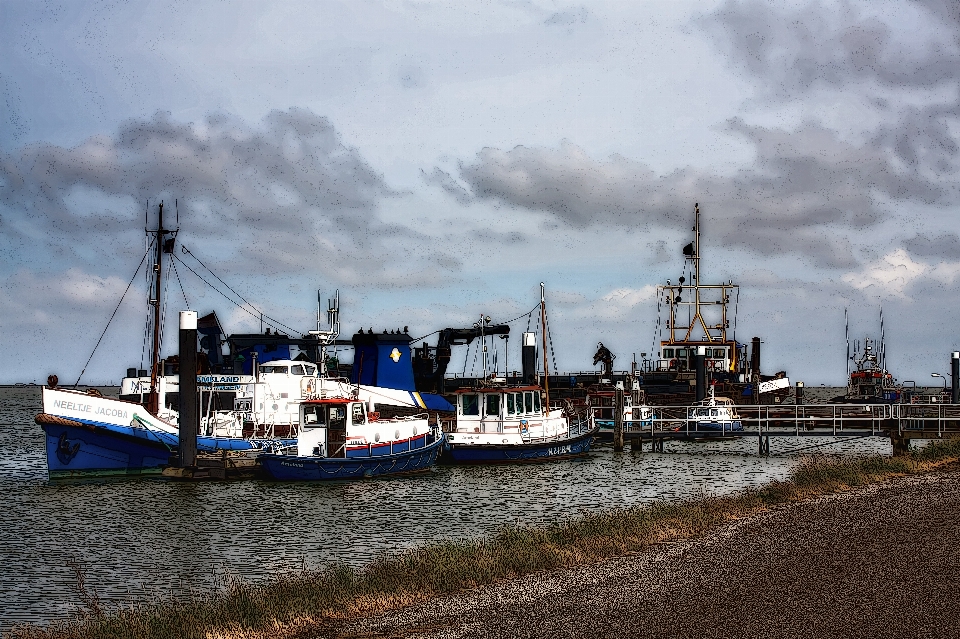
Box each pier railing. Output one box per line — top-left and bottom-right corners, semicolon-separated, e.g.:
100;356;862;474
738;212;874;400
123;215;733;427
616;403;960;438
620;404;893;437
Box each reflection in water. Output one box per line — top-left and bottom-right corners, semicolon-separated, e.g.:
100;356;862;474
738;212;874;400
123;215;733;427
0;387;891;628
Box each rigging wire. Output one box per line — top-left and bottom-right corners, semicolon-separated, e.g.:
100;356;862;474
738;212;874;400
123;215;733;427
543;305;558;377
180;246;262;318
177;246;299;335
157;250;173;363
140;238;156;372
171;257;190;309
733;287;740;343
74;248;151;387
172;252;300;336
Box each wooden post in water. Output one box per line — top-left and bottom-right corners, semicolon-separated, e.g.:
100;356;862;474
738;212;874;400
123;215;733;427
694;346;706;402
178;310;198;468
614;385;625;452
952;352;959;404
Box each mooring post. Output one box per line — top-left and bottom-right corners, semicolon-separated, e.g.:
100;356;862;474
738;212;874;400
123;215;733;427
614;385;625;452
952;352;959;404
178;310;198;468
758;433;770;456
795;381;804;404
694;346;706;402
890;431;910;456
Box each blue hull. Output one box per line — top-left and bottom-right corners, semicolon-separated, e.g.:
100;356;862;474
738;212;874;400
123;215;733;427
441;428;597;464
40;419;293;478
677;420;744;434
344;433;432;458
594;420;654;441
259;434;444;481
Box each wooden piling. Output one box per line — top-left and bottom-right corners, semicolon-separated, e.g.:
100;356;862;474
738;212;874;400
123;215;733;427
952;352;959;404
614;386;625;452
178;310;198;468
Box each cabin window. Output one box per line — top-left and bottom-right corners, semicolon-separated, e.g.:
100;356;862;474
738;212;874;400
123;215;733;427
329;405;347;430
462;394;479;416
507;393;515;415
534;392;541;413
524;392;533;414
305;365;316;375
663;348;675;358
486;394;501;417
352;403;366;425
302;405;324;427
711;409;718;417
712;349;725;358
260;365;289;374
291;364;305;375
677;349;688;357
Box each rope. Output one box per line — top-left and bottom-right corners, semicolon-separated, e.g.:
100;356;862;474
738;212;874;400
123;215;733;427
74;248;151;387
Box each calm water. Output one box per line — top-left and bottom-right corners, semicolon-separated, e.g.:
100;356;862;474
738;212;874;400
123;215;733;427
1;386;891;629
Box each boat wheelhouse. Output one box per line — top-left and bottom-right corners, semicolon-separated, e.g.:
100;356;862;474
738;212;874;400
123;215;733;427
257;396;442;480
655;204;744;378
681;388;743;433
442;385;596;463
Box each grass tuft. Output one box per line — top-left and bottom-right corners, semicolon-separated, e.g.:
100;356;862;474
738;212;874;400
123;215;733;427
8;440;960;639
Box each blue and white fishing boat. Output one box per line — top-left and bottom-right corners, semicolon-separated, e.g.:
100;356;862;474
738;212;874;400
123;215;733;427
258;395;443;480
442;384;596;463
36;386;285;478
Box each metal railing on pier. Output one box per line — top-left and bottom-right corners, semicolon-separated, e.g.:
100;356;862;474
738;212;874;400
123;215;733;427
618;404;896;439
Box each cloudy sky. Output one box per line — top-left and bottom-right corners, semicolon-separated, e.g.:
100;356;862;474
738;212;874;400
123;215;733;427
2;0;959;386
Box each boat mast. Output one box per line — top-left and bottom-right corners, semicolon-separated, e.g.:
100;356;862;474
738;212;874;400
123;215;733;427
540;282;550;416
147;201;166;416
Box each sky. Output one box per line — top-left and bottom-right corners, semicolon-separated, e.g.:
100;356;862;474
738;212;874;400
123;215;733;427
2;0;959;386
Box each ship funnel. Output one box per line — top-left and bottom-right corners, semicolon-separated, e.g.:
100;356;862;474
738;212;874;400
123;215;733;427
521;332;537;384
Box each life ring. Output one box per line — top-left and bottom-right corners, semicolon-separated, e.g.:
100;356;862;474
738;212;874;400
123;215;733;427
300;377;315;396
368;411;380;422
669;359;678;370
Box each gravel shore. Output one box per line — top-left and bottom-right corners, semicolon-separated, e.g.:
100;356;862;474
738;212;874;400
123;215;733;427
327;469;960;638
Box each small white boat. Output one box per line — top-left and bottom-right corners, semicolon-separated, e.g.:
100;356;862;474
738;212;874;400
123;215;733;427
681;387;743;433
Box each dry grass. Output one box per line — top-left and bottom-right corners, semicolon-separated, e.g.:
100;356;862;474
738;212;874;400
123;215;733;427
8;439;960;639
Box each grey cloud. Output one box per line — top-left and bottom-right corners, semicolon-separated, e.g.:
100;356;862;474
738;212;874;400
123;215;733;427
702;0;960;96
422;167;474;205
545;8;588;27
0;108;446;285
451;123;931;268
903;232;960;259
702;1;960;184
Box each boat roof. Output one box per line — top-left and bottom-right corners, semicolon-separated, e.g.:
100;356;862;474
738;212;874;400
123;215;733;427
452;385;542;394
302;397;358;405
258;359;315;367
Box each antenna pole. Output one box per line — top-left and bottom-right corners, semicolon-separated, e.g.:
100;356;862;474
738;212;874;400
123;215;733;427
845;308;850;376
540;282;550;417
879;299;885;370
